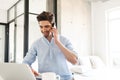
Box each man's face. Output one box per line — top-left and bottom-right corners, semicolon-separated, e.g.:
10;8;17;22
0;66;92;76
39;21;52;38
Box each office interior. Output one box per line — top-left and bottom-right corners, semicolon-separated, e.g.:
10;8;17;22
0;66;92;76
0;0;120;69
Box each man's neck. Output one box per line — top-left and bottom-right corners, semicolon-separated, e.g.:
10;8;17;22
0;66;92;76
46;35;52;42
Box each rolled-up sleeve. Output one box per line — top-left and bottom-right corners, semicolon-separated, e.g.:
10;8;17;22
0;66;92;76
22;43;37;67
61;36;78;57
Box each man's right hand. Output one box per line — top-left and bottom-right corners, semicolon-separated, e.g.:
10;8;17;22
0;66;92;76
31;68;39;76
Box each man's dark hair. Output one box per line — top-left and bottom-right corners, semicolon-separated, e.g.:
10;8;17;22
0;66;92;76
37;11;54;24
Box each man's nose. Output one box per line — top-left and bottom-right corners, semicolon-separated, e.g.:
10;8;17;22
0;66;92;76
42;27;47;32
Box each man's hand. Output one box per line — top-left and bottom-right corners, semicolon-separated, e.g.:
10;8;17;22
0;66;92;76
31;68;39;76
50;27;59;43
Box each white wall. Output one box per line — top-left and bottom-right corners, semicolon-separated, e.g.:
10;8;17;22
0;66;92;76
0;9;7;23
58;0;91;56
91;0;120;64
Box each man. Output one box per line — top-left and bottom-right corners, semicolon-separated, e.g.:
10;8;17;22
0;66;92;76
23;11;78;80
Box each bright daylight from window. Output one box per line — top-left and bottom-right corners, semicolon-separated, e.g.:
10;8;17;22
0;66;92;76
107;7;120;67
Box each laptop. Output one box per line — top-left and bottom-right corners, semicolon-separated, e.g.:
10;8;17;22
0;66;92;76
0;63;39;80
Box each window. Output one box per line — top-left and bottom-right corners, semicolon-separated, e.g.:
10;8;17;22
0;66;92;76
106;7;120;67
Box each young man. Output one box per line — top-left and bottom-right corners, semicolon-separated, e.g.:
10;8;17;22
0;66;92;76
23;11;78;80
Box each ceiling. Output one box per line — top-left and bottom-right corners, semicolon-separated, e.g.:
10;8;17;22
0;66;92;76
0;0;110;10
0;0;19;10
86;0;109;2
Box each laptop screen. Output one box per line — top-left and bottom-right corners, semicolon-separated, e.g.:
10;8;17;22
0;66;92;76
0;63;36;80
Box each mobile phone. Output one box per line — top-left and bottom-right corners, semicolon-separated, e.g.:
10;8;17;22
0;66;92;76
52;23;54;27
51;23;55;37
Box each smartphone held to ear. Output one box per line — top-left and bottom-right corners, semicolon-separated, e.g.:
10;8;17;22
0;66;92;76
52;23;56;28
51;23;56;37
52;23;54;27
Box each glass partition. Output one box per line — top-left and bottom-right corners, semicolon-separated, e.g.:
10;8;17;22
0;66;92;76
16;0;24;16
8;0;47;63
9;22;15;62
29;0;47;14
9;16;24;63
0;25;5;62
16;15;24;63
8;7;15;21
29;14;42;49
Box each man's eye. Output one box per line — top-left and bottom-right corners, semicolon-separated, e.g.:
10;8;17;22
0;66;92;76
45;25;50;28
40;25;51;28
40;26;43;28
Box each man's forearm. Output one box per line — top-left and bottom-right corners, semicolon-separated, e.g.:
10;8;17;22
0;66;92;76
56;40;78;64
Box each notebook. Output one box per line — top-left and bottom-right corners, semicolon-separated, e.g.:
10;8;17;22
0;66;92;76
0;63;38;80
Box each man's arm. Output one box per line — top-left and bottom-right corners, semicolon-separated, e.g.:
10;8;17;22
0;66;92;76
22;43;39;76
56;40;78;64
51;28;78;64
